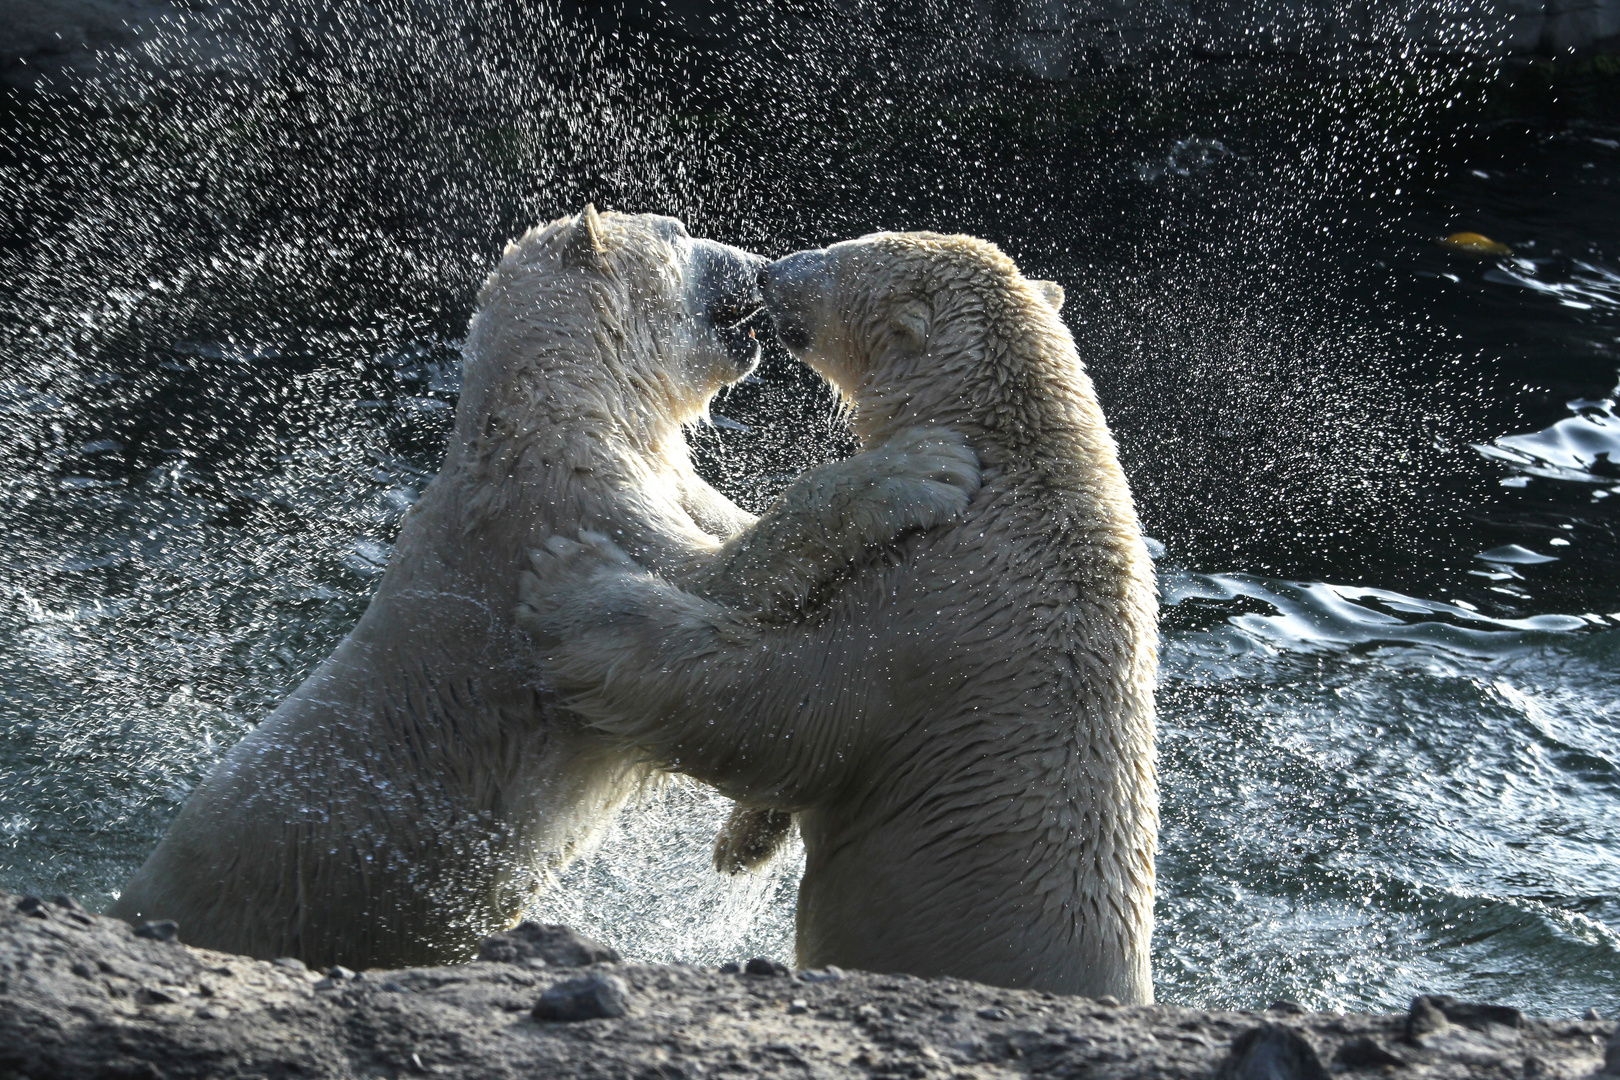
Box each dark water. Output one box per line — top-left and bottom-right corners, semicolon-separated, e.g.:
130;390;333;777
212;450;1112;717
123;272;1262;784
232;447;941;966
1;0;1617;1015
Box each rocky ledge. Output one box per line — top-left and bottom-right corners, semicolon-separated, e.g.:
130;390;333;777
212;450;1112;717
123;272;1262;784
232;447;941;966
2;890;1615;1080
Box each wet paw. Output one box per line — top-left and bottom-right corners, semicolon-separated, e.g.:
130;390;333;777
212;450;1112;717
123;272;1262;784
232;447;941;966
885;425;982;502
516;531;638;641
712;805;796;875
867;425;981;532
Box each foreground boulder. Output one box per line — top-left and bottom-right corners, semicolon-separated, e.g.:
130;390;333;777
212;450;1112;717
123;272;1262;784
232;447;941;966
1;890;1613;1079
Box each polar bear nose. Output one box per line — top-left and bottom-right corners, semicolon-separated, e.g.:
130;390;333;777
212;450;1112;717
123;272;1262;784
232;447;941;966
762;249;831;355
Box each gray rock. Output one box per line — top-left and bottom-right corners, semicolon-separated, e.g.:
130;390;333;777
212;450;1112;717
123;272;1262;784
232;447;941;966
1333;1036;1407;1068
1217;1024;1330;1080
1408;992;1525;1040
475;921;620;967
745;956;790;977
1408;994;1454;1039
799;966;844;983
133;919;178;942
532;971;632;1022
0;888;1611;1079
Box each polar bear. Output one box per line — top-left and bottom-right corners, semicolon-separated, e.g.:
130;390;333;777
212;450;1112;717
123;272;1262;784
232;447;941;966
517;230;1160;1002
109;210;980;969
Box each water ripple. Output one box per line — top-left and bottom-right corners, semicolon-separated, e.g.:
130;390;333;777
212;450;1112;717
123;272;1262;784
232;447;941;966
1475;393;1620;487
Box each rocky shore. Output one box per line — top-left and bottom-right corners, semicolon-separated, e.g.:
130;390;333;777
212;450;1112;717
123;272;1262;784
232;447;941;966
2;889;1615;1079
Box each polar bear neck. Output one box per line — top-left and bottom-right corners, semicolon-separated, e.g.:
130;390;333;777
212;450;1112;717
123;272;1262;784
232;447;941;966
448;278;718;565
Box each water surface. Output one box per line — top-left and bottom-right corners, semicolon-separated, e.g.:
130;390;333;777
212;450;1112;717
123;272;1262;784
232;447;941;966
1;0;1616;1015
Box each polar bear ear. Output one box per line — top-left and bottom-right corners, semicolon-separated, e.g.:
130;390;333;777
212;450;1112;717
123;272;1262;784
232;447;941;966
1032;279;1065;311
561;203;608;271
890;298;932;351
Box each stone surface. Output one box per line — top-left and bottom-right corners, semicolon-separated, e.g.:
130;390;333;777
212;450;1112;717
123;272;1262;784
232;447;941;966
1;889;1613;1079
475;921;622;967
1216;1023;1330;1080
532;970;633;1021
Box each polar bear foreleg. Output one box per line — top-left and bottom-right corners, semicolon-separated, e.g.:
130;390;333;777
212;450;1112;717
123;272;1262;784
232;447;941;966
516;538;877;808
687;425;977;621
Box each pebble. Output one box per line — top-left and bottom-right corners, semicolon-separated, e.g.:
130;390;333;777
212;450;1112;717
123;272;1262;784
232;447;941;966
1217;1023;1329;1080
1407;995;1451;1039
273;957;309;977
799;966;844;983
51;896;94;926
134;920;179;942
532;972;631;1022
15;896;49;919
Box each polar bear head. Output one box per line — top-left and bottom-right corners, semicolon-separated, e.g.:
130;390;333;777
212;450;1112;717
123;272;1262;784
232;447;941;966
461;207;768;458
759;231;1069;441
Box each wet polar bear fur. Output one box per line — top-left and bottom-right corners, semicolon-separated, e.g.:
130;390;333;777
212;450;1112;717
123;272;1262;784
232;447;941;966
110;210;980;968
518;231;1159;1002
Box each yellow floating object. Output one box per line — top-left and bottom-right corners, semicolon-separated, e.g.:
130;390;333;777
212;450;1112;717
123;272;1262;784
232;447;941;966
1441;232;1513;256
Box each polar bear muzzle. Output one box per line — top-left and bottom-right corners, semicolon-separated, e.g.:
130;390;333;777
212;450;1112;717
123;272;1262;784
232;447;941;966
691;239;768;375
761;248;833;355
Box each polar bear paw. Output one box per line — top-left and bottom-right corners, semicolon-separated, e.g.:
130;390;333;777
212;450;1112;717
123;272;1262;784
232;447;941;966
865;424;982;530
516;531;643;646
792;425;980;556
712;805;795;875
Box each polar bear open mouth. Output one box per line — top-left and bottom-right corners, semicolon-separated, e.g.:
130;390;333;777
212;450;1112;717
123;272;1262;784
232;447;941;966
713;307;769;374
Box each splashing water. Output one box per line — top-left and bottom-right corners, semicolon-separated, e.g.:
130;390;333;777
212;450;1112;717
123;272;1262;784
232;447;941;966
2;0;1617;1015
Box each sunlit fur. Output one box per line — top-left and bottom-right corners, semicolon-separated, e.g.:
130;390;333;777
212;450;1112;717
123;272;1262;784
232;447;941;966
110;213;978;968
519;231;1160;1002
